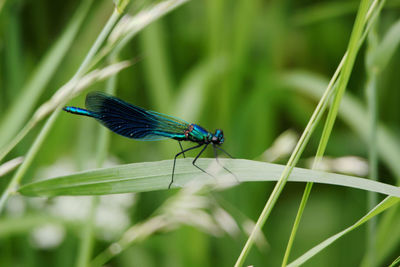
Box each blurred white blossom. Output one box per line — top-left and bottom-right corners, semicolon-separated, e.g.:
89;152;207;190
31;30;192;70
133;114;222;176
30;224;65;249
96;194;136;240
307;156;368;176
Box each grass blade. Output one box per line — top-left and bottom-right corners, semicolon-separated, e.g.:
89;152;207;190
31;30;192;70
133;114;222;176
0;0;94;149
0;61;130;163
287;196;400;267
282;71;400;181
0;157;23;177
237;1;372;265
17;159;400;197
388;255;400;267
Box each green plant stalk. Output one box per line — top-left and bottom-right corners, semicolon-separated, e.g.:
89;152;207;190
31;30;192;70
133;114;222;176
0;0;189;163
281;0;379;265
281;56;344;266
365;15;400;266
321;0;371;159
364;21;379;267
91;214;170;267
0;8;123;214
288;196;400;266
0;109;60;212
0;0;94;150
388;255;400;267
76;61;118;267
234;67;336;267
0;0;190;212
281;89;340;267
76;55;118;267
0;9;123;164
281;89;338;267
0;61;129;163
235;0;373;265
88;0;190;73
75;10;122;78
0;118;36;162
0;157;23;177
76;196;99;267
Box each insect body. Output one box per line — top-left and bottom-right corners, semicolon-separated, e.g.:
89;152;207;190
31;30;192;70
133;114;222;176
63;91;234;188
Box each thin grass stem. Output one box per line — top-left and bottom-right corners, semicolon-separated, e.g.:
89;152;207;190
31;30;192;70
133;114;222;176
235;0;373;265
364;12;379;267
76;53;118;266
0;8;123;214
282;1;385;265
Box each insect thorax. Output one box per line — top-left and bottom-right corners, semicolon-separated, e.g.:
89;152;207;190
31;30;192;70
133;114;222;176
184;124;209;143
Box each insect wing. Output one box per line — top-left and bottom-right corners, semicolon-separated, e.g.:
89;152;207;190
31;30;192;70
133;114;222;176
85;92;189;140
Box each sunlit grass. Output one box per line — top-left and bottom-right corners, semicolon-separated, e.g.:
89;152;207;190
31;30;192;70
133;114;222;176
1;0;400;266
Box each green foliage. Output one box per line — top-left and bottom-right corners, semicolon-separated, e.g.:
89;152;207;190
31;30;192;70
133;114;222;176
1;0;400;266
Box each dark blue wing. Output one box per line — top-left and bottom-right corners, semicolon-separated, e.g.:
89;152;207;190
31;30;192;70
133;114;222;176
85;91;189;141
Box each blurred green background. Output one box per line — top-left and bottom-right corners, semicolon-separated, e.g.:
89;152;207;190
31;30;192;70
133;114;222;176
1;0;400;266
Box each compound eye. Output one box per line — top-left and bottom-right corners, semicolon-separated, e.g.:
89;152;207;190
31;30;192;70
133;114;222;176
215;129;223;138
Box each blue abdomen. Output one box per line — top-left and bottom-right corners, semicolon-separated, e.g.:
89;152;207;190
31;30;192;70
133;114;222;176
63;106;97;118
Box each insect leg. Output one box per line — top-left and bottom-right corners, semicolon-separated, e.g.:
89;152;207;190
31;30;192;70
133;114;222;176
192;144;210;175
178;141;185;158
215;146;235;159
170;143;203;189
213;145;238;182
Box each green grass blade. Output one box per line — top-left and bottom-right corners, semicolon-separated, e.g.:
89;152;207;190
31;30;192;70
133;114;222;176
0;0;191;215
282;71;400;181
283;1;386;265
0;157;23;177
76;56;119;267
0;0;94;149
364;20;379;267
362;17;400;266
0;61;130;163
92;0;191;68
17;159;400;197
0;61;129;213
388;255;400;267
237;1;372;265
287;196;400;267
281;46;346;267
370;18;400;70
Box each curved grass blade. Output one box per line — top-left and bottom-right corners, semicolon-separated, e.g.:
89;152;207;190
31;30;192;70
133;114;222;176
287;196;400;267
0;0;94;149
18;158;400;197
282;70;400;181
0;157;23;177
388;255;400;267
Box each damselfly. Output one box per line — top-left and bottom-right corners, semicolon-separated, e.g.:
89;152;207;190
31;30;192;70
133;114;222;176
63;91;235;188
